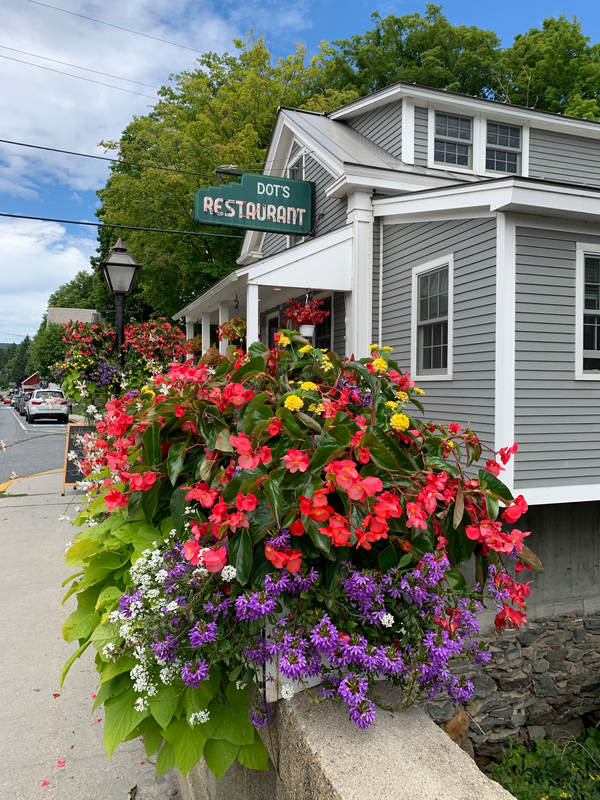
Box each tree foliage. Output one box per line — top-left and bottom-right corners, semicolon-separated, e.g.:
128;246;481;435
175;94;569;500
5;336;31;383
26;318;67;381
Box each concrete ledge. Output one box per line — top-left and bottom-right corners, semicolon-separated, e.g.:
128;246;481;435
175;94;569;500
179;683;516;800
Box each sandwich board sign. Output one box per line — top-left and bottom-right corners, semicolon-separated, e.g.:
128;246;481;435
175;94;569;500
194;173;314;236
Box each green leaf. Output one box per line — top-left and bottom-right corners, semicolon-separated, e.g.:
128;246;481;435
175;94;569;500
182;668;221;716
276;406;304;440
100;657;137;683
237;730;269;771
64;538;103;565
248;498;275;544
156;740;176;778
378;545;408;572
477;469;514;502
62;585;102;642
214;428;234;452
248;341;268;358
203;703;255;746
170;486;187;535
325;555;342;590
128;490;142;519
445;567;468;592
443;516;475;568
144;720;164;758
519;544;544;572
263;469;283;527
357;432;399;471
295;411;322;433
309;433;347;472
485;491;500;521
163;715;209;776
92;672;132;711
141;479;161;524
225;681;249;710
426;455;461;476
229;529;253;585
148;684;182;729
143;423;161;467
95;585;123;611
203;738;240;780
60;640;92;688
232;355;267;382
303;517;333;559
104;687;150;758
453;486;465;529
243;392;269;433
167;442;186;485
91;620;121;651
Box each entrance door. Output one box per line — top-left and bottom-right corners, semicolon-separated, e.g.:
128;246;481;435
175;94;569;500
267;313;280;349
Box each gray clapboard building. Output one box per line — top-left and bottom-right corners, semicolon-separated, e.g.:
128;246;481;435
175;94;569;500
176;82;600;619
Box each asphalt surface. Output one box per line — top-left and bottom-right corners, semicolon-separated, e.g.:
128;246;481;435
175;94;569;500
0;471;180;798
0;405;68;482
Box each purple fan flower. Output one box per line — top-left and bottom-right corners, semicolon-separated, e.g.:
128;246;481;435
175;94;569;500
348;699;377;729
182;659;209;687
204;592;232;619
244;636;270;667
289;568;318;594
337;674;367;706
248;698;273;729
189;620;218;647
319;675;341;699
264;571;292;597
278;649;308;680
118;589;142;619
235;591;276;622
267;529;291;550
151;633;178;663
309;614;338;656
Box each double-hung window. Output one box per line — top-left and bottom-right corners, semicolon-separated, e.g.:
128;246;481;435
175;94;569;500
412;257;453;378
583;254;600;372
486;122;521;174
434;113;472;168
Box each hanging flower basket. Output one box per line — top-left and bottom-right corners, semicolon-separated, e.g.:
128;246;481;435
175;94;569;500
217;317;247;343
285;298;329;330
299;324;315;337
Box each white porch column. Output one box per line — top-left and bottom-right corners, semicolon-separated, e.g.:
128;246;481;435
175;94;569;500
201;313;211;353
218;302;229;354
345;190;374;359
185;316;195;340
246;283;259;346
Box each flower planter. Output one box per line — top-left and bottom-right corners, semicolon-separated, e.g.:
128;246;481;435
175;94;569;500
299;324;315;338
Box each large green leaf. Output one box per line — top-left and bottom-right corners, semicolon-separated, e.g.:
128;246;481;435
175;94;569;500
359;433;399;472
95;585;123;611
92;672;132;711
303;517;333;559
308;433;348;472
229;529;253;585
141;479;161;524
148;684;182;729
144;720;164;758
263;469;283;527
443;516;475;568
91;620;121;651
182;668;221;716
143;423;161;467
100;657;137;683
62;585;102;642
156;740;176;778
214;428;234;452
167;442;186;485
170;485;187;535
104;687;150;758
445;567;468;593
248;499;275;544
232;356;267;382
64;537;103;566
203;738;240;780
203;703;255;746
163;715;209;776
477;469;514;502
276;406;304;440
237;730;269;770
60;640;92;688
243;392;269;433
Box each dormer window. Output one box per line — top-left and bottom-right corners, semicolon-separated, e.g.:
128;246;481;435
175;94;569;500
486;122;521;174
434;113;472;168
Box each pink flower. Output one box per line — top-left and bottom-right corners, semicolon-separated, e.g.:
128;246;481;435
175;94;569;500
346;475;382;502
405;501;428;530
202;548;227;572
104;489;128;511
485;459;504;477
230;433;253;455
236;492;258;512
281;449;310;473
502;495;528;524
185;483;219;508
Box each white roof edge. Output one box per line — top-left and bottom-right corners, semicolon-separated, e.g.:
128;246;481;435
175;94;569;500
328;84;600;140
173;271;240;319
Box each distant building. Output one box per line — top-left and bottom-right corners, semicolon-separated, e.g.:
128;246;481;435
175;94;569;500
47;308;99;326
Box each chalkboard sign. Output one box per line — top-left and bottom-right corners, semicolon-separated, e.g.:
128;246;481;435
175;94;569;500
61;424;92;495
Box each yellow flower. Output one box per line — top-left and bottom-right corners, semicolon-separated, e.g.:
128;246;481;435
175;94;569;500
414;387;425;395
309;403;324;415
395;391;409;403
140;385;155;399
320;348;328;353
278;334;291;347
299;344;312;354
381;346;393;352
385;401;398;410
561;793;570;798
321;356;333;373
284;395;303;412
368;343;379;350
390;413;410;432
371;358;388;373
301;381;318;391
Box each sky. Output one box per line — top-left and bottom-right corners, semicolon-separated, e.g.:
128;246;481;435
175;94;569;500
1;0;599;342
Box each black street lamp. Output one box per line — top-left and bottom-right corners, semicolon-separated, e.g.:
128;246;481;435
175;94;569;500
98;239;141;365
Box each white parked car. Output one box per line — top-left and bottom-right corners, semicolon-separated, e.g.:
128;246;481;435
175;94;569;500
25;389;70;424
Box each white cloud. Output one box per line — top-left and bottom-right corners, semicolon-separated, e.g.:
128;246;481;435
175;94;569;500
0;218;96;339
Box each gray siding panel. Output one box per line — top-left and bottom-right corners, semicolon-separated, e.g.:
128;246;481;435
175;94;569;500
381;218;496;447
260;155;346;258
333;292;345;358
515;226;600;487
529;128;600;188
346;102;402;159
414;107;428;167
372;221;380;343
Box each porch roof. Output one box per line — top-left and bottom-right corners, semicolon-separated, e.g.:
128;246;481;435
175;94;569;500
174;225;353;322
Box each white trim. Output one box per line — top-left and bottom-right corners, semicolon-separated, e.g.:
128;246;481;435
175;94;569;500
312;290;334;351
410;254;454;381
519;482;600;506
246;284;260;345
201;313;211;353
401;98;414;164
521;124;530;177
494;213;516;492
575;241;600;380
218;302;229;354
185;317;195;341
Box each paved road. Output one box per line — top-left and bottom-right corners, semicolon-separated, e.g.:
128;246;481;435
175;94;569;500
0;471;180;798
0;405;68;482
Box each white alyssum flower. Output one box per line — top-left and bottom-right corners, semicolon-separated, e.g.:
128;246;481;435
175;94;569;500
109;611;121;623
281;684;295;700
381;613;394;628
67;450;79;462
236;680;246;691
119;621;132;638
164;601;180;614
155;569;169;584
189;710;210;726
192;566;209;579
221;566;237;582
133;697;148;712
159;664;178;685
185;506;194;515
102;643;116;658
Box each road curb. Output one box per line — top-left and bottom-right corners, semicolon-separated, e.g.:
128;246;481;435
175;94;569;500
0;468;63;493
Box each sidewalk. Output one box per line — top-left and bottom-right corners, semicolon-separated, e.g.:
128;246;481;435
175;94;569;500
0;472;179;799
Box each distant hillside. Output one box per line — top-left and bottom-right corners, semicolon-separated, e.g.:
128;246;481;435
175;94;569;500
0;342;16;349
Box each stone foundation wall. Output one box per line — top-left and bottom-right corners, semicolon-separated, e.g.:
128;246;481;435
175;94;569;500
425;611;600;767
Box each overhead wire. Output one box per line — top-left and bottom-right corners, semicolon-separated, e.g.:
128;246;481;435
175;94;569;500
0;54;158;99
26;0;206;54
0;45;161;88
0;212;244;239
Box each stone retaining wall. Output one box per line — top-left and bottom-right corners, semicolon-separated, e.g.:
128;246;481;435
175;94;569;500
424;611;600;767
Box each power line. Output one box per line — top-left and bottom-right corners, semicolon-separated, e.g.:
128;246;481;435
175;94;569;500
26;0;206;54
0;53;157;99
0;213;244;239
0;45;161;88
0;331;26;339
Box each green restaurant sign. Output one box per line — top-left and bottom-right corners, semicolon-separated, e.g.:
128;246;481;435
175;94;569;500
194;173;314;236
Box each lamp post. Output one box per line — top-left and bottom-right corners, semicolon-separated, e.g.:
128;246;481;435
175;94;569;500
98;238;141;366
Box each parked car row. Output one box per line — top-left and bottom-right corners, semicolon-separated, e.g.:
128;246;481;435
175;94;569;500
1;389;72;423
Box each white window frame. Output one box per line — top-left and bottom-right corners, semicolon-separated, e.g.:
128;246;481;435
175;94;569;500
575;241;600;380
485;120;522;176
411;254;454;381
266;310;280;349
427;107;530;178
287;147;308;249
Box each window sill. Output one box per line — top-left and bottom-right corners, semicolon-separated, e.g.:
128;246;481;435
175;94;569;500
413;373;453;382
575;373;600;381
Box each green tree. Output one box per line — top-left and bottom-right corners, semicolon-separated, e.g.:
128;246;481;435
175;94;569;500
48;270;96;309
315;5;500;98
5;336;31;383
95;34;345;319
26;318;68;381
495;15;600;119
